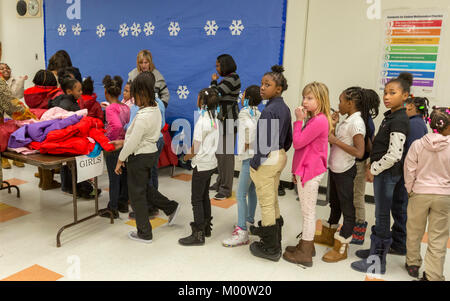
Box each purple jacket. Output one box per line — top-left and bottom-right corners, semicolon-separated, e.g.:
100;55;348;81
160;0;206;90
8;114;82;148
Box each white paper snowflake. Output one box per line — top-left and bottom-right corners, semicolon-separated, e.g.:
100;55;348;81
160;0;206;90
144;22;155;36
57;24;67;36
119;23;130;37
96;24;106;38
168;22;181;36
229;20;244;36
177;86;190;99
204;20;219;36
72;23;82;36
130;22;141;37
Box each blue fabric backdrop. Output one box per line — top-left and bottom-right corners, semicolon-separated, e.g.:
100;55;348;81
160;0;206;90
44;0;287;129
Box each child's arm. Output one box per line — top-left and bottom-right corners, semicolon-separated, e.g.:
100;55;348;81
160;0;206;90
370;132;406;176
404;140;420;194
118;115;146;162
329;133;365;159
292;118;327;150
184;140;201;161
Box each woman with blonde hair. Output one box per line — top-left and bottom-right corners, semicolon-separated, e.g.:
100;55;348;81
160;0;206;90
128;50;169;107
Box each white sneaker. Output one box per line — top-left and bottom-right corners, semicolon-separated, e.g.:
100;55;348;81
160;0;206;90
222;226;250;247
128;231;152;244
232;222;254;231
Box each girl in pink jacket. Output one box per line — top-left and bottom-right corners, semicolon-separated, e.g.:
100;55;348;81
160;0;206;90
283;82;332;268
404;106;450;281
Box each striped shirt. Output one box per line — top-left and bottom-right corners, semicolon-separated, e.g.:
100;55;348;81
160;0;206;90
211;72;241;122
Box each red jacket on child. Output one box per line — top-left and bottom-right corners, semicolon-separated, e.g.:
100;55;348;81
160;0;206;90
24;85;60;109
78;93;104;122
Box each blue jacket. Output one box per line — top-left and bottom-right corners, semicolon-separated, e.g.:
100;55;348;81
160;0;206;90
406;114;428;153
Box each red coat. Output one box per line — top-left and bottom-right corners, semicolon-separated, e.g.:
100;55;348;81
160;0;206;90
157;123;179;168
29;116;115;155
79;94;104;122
24;85;60;109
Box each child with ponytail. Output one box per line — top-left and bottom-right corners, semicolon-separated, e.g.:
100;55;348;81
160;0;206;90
351;72;412;275
404;106;450;281
99;75;130;219
249;65;292;262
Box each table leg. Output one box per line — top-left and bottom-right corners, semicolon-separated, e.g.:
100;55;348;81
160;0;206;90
0;181;20;198
56;164;114;248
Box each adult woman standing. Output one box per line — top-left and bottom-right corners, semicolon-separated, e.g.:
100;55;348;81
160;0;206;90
128;50;170;108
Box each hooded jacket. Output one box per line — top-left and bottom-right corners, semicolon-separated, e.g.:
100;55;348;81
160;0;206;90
79;93;104;121
404;133;450;195
24;85;60;109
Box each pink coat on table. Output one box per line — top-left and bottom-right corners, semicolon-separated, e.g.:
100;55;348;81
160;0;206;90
292;113;329;187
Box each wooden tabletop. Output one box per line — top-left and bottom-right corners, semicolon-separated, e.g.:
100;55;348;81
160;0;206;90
2;152;75;169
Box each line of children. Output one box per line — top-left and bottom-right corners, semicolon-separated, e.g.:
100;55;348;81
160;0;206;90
222;85;262;247
283;82;331;267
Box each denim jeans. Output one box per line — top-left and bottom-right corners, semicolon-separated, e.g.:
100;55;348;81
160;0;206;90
149;136;164;190
236;159;258;230
391;176;408;252
105;150;128;210
373;169;401;240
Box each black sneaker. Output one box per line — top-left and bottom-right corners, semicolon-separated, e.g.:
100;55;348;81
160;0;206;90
214;193;227;200
209;183;219;191
278;186;285;196
118;204;129;213
99;208;119;219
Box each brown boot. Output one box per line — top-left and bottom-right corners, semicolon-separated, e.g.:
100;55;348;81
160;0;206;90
2;157;11;169
285;233;316;257
13;160;25;167
322;232;352;263
282;240;315;267
314;220;339;247
41;169;61;190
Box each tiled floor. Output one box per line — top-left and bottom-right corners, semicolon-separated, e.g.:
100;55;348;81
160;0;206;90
0;164;448;281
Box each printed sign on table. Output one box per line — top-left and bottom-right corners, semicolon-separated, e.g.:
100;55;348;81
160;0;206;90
379;10;447;97
75;152;104;183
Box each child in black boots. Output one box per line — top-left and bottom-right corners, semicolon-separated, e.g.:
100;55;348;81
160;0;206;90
179;88;220;246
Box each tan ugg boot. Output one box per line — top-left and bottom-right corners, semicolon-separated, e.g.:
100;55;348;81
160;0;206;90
322;232;352;263
41;169;61;190
314;220;339;247
2;157;11;169
282;240;315;267
13;160;24;167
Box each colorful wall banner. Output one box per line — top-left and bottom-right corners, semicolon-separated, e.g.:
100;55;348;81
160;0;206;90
379;11;447;96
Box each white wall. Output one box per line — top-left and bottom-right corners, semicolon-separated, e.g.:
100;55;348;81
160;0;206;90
0;0;46;90
1;0;449;194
